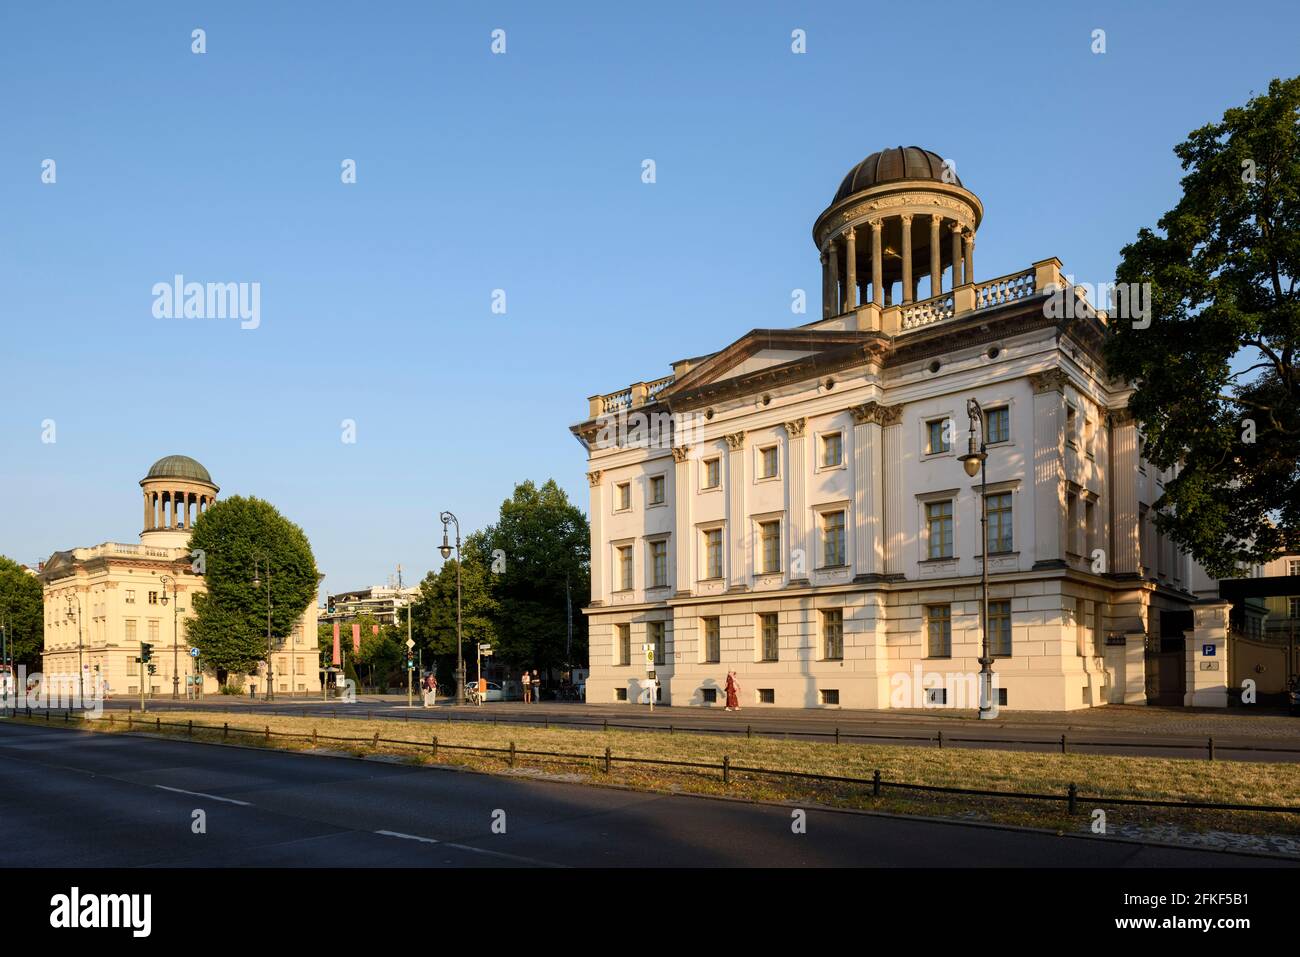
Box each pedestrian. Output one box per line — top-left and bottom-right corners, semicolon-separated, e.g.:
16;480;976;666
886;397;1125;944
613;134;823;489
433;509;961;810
521;671;531;703
724;670;741;711
531;669;541;702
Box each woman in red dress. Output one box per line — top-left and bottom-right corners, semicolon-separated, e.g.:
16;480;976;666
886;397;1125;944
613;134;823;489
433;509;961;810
724;670;741;711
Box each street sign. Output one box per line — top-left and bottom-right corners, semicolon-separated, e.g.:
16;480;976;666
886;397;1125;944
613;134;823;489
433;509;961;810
478;643;492;651
406;638;415;650
1202;644;1216;657
190;647;200;658
481;649;494;657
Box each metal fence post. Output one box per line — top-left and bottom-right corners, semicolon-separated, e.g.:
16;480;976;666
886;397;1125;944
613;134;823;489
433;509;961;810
312;728;318;746
604;746;611;774
222;721;228;739
187;720;193;737
509;741;516;768
747;724;752;739
127;713;132;730
1061;734;1067;754
1208;736;1215;761
265;725;271;741
156;717;161;732
722;755;730;785
1067;782;1078;815
937;730;943;748
372;732;379;747
835;727;840;746
432;736;438;758
872;769;881;797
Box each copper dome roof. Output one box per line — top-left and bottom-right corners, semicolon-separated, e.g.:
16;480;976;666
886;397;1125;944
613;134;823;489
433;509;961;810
143;454;214;485
833;146;958;204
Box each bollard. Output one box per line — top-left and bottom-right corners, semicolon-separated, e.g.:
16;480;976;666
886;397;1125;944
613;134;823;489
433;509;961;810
747;725;752;739
312;728;318;745
156;717;161;732
872;769;881;797
1067;782;1078;815
603;718;608;732
604;746;611;774
187;720;193;737
1061;734;1067;754
722;755;730;785
223;722;228;740
835;727;840;746
669;724;673;736
432;736;438;758
509;741;516;768
1208;736;1215;761
937;730;943;748
265;725;270;741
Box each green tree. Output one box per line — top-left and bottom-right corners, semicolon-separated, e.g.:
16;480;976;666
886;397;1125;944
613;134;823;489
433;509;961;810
0;555;43;669
187;496;319;678
1107;76;1300;577
480;479;589;671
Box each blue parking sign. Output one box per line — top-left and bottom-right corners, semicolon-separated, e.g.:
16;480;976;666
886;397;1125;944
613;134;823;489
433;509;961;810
1202;644;1216;656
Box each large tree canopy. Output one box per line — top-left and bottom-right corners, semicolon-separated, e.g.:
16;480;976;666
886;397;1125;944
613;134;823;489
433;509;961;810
187;496;319;676
0;555;43;669
1107;76;1300;577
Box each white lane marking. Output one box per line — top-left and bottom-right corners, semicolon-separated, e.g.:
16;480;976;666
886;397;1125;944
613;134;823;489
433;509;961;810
155;785;252;806
373;829;562;866
375;829;439;844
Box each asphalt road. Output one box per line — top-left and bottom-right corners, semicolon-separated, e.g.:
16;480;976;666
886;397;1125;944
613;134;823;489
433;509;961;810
95;696;1300;764
0;722;1291;868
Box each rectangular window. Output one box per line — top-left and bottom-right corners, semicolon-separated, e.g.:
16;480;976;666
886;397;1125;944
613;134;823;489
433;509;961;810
617;545;633;590
759;446;778;479
822;609;843;660
128;656;138;676
820;689;840;705
1084;499;1097;558
148;591;158;605
148;620;159;642
926;418;951;454
648;475;665;505
1066;405;1078;446
1084;417;1096;458
704;528;723;579
821;432;842;467
616;624;631;666
702;616;720;663
615;687;628;702
986;492;1013;553
125;590;135;604
650;540;668;588
1289;597;1300;620
649;621;665;665
125;620;137;642
616;483;631;511
702;688;717;704
926;500;954;559
759;612;779;661
1288;559;1300;577
758;688;775;704
1066;491;1079;555
760;520;781;574
985;407;1009;444
926;604;951;658
988;600;1012;657
822;510;846;567
703;458;721;489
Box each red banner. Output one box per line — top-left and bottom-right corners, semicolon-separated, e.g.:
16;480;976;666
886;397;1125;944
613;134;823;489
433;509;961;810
332;623;340;665
352;623;361;654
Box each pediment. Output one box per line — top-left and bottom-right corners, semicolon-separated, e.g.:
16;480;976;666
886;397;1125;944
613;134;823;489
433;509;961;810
658;328;889;406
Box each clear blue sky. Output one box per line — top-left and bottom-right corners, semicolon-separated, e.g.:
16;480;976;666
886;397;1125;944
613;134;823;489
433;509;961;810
2;1;1296;597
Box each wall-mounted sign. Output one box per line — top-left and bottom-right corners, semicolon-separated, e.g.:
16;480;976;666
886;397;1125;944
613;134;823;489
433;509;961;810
1105;634;1127;646
1199;661;1220;671
1202;644;1216;657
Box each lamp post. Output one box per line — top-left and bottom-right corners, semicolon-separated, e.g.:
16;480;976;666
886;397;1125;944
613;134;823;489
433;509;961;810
438;511;464;706
159;574;180;699
958;398;995;719
251;555;274;701
65;593;83;701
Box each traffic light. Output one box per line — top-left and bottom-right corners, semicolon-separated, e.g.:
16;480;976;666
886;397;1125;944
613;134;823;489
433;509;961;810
327;598;336;615
140;643;154;663
147;664;157;676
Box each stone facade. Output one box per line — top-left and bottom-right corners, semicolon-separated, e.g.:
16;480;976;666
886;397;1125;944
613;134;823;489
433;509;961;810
572;149;1199;712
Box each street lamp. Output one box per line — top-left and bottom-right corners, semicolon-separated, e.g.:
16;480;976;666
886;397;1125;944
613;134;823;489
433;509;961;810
958;398;995;720
159;574;180;699
251;555;274;701
65;594;83;702
439;511;464;706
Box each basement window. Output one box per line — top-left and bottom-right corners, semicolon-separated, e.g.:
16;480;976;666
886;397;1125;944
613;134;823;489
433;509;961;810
758;688;775;704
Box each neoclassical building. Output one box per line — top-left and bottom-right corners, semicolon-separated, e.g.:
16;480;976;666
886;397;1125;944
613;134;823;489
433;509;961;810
572;146;1204;711
40;456;320;697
